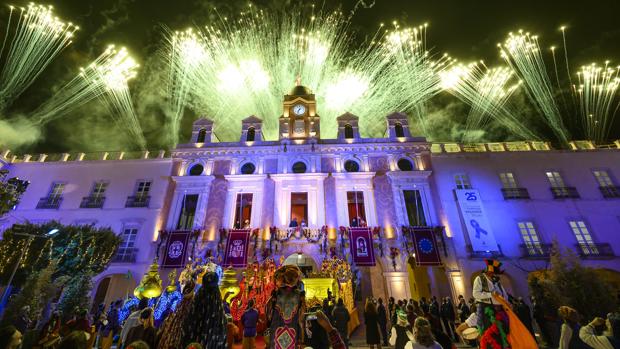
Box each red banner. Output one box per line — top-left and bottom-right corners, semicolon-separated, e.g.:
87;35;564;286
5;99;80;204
349;227;376;266
162;230;191;268
412;227;442;266
224;229;250;268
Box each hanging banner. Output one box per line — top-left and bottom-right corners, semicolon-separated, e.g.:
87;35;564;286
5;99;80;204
349;227;376;266
224;229;251;268
411;227;442;266
162;230;191;268
455;189;499;252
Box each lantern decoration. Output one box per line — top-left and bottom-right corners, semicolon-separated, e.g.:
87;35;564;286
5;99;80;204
134;258;163;299
219;267;240;303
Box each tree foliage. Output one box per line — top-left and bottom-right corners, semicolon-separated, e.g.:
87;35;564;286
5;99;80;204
57;272;93;322
0;221;121;287
528;241;618;321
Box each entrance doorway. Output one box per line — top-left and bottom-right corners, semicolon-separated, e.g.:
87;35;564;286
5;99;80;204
290;192;308;226
93;274;136;311
283;253;317;277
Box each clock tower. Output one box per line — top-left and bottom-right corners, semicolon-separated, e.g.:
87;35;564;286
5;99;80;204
279;80;320;140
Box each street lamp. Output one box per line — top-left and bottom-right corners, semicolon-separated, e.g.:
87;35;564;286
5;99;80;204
1;228;60;307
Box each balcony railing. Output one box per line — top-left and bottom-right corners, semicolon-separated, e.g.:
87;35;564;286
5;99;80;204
501;187;530;200
112;248;138;263
551;186;580;199
125;195;150;208
36;196;63;209
80;196;105;208
575;243;615;259
599;186;620;199
466;244;504;259
519;243;553;259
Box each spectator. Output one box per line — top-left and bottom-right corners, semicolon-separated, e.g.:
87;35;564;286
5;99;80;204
429;297;440;329
241;299;259;349
316;310;347;349
405;317;442;349
467;298;476;316
100;299;122;349
579;317;616;349
420;298;430;315
289;217;298;227
439;297;456;340
66;308;91;333
364;297;382;349
120;298;149;348
125;308;156;349
332;298;351;347
0;325;23;349
406;305;417;332
308;305;331;349
513;297;535;336
558;306;589;349
456;296;469;324
38;311;61;347
226;314;239;349
58;330;89;349
388;297;396;323
377;298;389;346
323;298;335;324
389;311;412;349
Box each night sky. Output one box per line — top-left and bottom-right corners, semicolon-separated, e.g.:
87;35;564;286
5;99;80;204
2;0;620;152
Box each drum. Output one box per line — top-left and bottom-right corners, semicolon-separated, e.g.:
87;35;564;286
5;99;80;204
462;327;480;340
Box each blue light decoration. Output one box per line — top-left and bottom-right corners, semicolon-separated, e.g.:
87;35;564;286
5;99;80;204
154;287;182;323
118;297;140;323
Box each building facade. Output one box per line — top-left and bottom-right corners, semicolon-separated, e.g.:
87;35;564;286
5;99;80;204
1;85;620;306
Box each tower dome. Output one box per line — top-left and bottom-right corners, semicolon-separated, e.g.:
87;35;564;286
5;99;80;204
289;84;313;96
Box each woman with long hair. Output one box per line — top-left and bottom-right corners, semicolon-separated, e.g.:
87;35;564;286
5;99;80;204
364;298;382;349
405;317;442;349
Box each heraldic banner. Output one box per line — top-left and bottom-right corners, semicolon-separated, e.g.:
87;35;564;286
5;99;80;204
411;227;442;266
162;230;191;268
224;229;251;268
349;227;376;266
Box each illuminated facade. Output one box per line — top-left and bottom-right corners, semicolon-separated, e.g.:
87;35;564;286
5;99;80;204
2;85;620;305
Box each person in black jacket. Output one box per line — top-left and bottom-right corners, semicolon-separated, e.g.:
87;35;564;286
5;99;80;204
332;298;351;348
440;297;457;341
125;308;156;349
377;298;389;346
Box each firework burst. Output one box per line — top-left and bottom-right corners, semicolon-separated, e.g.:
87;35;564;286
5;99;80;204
0;3;77;112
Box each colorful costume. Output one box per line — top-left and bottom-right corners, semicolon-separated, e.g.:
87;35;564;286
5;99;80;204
182;272;227;348
472;259;510;349
158;280;195;349
266;265;306;349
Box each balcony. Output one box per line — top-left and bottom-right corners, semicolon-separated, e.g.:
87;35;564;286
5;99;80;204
519;243;553;259
79;196;105;208
550;186;580;199
125;195;150;208
466;244;504;260
112;248;138;263
575;243;615;259
599;186;620;199
36;196;63;209
501;187;530;200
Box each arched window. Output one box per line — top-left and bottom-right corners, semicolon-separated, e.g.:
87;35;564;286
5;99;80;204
196;128;207;143
397;158;414;171
344;124;354;139
344;160;360;173
292;161;307;174
246;127;255;142
240;162;256;175
394;123;404;138
188;164;204;176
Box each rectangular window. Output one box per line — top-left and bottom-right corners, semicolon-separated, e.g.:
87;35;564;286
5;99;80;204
90;181;108;199
346;191;366;226
135;180;152;198
234;193;253;229
115;227;138;262
569;220;598;255
518;221;544;255
290;192;308;227
593;170;614;186
545;171;565;188
403;190;427;226
499;172;518;189
454;174;472;189
176;194;199;230
49;182;65;199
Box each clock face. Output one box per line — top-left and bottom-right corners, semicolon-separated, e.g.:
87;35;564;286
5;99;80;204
292;104;306;115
